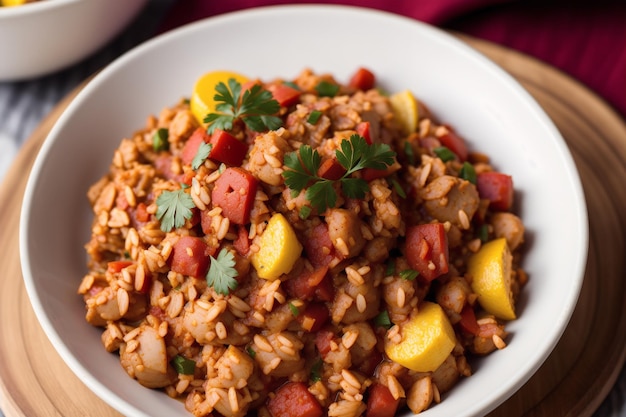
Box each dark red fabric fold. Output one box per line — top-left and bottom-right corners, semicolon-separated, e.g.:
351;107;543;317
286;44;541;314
158;0;626;118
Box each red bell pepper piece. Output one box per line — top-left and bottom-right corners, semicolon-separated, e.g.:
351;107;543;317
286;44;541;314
366;383;400;417
459;305;480;335
356;121;372;144
349;67;376;91
211;167;257;225
284;265;329;301
107;261;133;274
317;157;346;180
476;171;514;211
405;223;449;282
296;302;330;332
314;329;335;358
208;129;248;166
181;127;210;166
267;382;323;417
169;236;211;278
267;83;302;107
438;129;468;162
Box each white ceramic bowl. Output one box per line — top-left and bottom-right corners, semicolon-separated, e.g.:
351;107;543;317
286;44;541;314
20;5;588;417
0;0;147;81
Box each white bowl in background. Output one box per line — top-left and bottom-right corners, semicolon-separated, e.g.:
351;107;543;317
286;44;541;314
0;0;147;81
20;5;588;417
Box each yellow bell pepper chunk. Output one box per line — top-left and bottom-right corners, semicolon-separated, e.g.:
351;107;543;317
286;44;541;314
250;213;302;280
190;70;249;126
467;237;516;320
384;302;456;372
389;90;419;135
2;0;28;6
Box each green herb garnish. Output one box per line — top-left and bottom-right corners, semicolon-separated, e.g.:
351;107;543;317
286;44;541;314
404;141;416;165
246;346;256;358
171;355;195;375
299;206;312;220
315;80;340;97
152;128;169;152
206;248;239;296
399;269;419;281
204;78;282;134
282;134;396;213
385;260;396;277
310;358;323;382
288;302;300;317
307;110;323;125
373;310;392;329
155;189;195;232
433;146;456;162
192;142;213;170
478;224;489;242
391;179;406;199
283;81;301;90
459;161;477;184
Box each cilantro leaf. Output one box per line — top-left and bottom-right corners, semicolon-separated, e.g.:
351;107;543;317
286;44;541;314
206;248;239;296
204;79;282;134
155;189;195;232
192;142;213;170
282;134;397;213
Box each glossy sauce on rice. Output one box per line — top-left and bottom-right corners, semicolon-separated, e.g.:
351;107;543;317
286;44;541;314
78;68;526;417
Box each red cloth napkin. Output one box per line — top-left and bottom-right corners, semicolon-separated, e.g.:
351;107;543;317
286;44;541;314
159;0;626;118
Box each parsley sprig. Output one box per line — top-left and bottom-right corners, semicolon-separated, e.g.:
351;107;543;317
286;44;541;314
282;134;396;213
204;78;282;134
206;248;239;295
156;188;195;232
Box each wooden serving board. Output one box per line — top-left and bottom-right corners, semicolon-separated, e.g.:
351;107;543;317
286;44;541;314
1;36;625;417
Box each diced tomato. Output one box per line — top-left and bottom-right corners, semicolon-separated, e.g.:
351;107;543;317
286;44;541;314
107;261;133;274
297;302;330;332
317;157;346;180
116;191;129;211
169;236;211;278
476;171;514;211
349;67;376;91
208;129;248;166
459;305;480;336
268;83;302;107
211;167;257;225
405;223;449;282
362;160;401;181
233;225;250;256
302;223;335;268
135;202;150;223
267;382;323;417
438;129;468;162
356;121;372;144
284;265;329;300
181;127;210;166
314;329;335;358
314;274;335;302
366;383;400;417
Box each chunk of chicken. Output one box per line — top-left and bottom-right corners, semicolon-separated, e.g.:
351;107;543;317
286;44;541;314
119;325;176;388
420;175;479;228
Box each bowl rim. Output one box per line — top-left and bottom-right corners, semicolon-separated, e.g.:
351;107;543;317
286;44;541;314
19;4;589;417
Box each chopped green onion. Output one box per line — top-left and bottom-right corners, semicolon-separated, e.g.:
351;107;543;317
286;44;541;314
152;128;169;152
391;179;406;199
288;302;300;317
399;269;419;281
307;110;323;125
373;310;392;329
433;146;456;162
171;355;195;375
315;81;340;97
459;161;477;184
246;346;256;358
404;141;416;165
299;205;312;220
310;358;323;382
385;260;396;277
479;224;489;242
